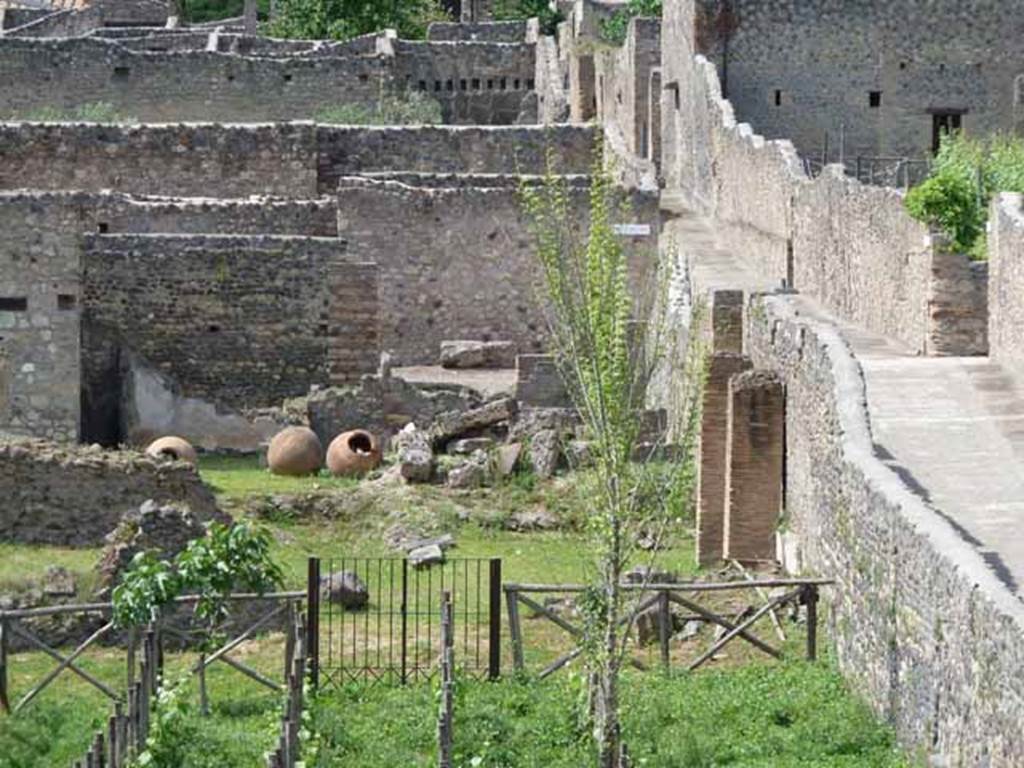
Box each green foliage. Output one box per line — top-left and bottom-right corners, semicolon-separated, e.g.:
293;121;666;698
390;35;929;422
134;679;194;768
303;665;910;767
182;0;270;23
491;0;563;35
112;522;283;630
315;90;443;125
905;132;1024;259
599;0;661;45
266;0;448;41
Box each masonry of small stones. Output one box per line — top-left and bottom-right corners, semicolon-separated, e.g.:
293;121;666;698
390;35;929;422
4;3;1024;761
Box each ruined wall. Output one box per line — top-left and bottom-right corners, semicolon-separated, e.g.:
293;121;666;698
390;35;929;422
0;438;220;546
988;193;1024;372
81;234;356;410
337;175;659;365
0;34;538;125
0;123;318;198
745;292;1024;766
316;124;596;192
595;17;660;162
661;0;987;356
694;0;1024;161
392;40;537;124
0;38;389;123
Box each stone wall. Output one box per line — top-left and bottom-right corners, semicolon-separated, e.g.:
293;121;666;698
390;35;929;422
0;438;220;545
0;34;537;125
988;193;1024;372
81;234;372;410
316;123;596;193
0;122;319;198
693;0;1024;161
745;291;1024;766
660;0;988;356
337;175;659;365
427;21;527;43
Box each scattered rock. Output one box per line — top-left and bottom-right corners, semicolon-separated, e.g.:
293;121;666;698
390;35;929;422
528;429;561;479
145;435;198;465
321;570;369;610
326;429;382;476
440;340;517;369
495;442;523;476
267;426;322;476
401;534;457;553
98;499;207;587
624;566;679;584
395;424;435;483
409;543;445;568
42;566;76;597
506;508;559;531
431;398;518;448
680;620;703;641
447;450;491;489
448;437;495;455
564;439;593;468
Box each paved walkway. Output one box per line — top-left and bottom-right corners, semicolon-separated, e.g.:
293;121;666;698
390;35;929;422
674;206;1024;598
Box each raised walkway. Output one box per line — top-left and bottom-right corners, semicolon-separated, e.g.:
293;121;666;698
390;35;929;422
674;206;1024;599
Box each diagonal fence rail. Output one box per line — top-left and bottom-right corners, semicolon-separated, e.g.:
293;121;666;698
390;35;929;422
504;578;831;678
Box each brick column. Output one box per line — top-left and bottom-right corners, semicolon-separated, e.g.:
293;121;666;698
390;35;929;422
723;370;785;565
327;261;380;384
696;352;752;565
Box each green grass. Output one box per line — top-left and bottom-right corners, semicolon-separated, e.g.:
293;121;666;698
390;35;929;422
199;454;362;498
307;663;911;767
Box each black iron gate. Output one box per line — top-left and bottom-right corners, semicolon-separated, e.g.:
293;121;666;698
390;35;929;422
305;557;500;686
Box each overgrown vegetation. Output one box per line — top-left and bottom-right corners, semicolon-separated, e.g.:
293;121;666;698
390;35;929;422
305;664;910;767
521;146;705;764
491;0;562;35
315;90;443;125
905;132;1024;259
599;0;661;45
181;0;269;23
266;0;449;41
6;102;136;123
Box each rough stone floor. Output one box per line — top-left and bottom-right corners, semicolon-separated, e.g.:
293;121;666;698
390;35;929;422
678;207;1024;599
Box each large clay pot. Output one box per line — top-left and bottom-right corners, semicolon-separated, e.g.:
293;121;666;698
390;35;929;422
267;427;323;476
326;430;382;477
146;436;198;465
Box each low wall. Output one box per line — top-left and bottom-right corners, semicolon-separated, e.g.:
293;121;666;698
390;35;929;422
746;292;1024;765
316;123;596;192
0;122;319;198
0;438;220;546
427;21;527;42
988;193;1024;371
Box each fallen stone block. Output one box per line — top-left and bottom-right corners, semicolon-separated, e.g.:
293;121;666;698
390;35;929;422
447;450;492;489
409;543;445;568
394;424;435;483
431;397;518;448
528;429;561;479
321;570;370;610
495;442;523;476
448;437;495;455
441;340;518;369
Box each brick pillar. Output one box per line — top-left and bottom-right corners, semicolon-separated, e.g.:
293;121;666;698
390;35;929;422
696;352;752;565
723;370;785;565
327;261;380;384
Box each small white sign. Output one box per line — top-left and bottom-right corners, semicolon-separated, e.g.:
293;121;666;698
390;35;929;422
613;223;652;237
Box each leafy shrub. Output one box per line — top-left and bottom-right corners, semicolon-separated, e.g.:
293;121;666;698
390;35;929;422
266;0;449;41
315;90;443;125
600;0;661;44
905;132;1024;259
491;0;563;35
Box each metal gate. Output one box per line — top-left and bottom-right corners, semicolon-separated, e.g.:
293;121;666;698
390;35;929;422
305;557;501;686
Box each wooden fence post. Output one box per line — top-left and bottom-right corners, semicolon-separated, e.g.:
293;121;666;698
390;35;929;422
804;584;818;662
0;615;9;714
306;558;320;690
437;591;454;768
658;590;671;671
504;587;524;672
488;559;501;681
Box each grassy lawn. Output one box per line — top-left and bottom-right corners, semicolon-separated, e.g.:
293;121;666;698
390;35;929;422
0;455;908;767
307;663;911;768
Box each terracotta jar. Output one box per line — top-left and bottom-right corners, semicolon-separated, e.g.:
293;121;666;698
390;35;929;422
267;426;323;476
326;430;382;477
145;435;198;465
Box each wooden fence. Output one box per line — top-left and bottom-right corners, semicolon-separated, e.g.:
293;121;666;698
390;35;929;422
266;608;310;768
504;577;831;678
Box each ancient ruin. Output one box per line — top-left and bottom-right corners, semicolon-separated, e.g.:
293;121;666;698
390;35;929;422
2;0;1024;764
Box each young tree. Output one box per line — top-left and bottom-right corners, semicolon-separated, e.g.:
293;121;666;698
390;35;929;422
520;147;706;765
